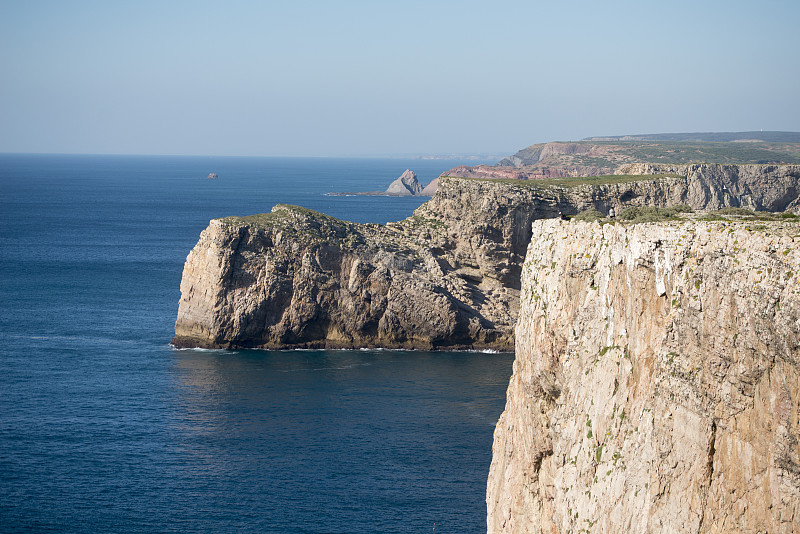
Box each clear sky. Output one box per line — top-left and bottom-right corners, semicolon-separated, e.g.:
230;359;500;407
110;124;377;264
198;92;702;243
1;0;798;157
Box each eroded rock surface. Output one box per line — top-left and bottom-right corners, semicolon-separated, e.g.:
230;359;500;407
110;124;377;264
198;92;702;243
488;217;800;533
174;165;800;350
420;176;439;196
385;169;424;195
172;204;516;349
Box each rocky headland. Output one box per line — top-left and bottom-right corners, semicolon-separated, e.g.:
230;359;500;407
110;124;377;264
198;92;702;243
172;153;800;532
488;216;800;533
172;203;515;350
173;164;800;350
451;134;800;184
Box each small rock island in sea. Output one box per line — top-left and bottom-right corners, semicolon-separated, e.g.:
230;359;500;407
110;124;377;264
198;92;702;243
385;169;424;195
327;169;438;196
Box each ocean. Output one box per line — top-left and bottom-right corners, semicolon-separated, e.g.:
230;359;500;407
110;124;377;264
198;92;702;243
0;154;514;533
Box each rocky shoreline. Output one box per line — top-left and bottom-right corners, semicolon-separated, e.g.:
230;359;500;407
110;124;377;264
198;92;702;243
173;164;800;350
172;160;800;533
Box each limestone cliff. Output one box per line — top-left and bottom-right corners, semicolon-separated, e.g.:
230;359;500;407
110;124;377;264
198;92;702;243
173;165;800;350
476;136;800;179
172;204;516;350
488;216;800;533
435;164;800;218
617;163;800;213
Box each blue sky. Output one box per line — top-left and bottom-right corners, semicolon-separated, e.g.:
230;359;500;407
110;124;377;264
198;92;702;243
1;0;798;156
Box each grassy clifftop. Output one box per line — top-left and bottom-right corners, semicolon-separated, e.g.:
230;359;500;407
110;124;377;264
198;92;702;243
447;132;800;182
500;139;800;168
583;131;800;143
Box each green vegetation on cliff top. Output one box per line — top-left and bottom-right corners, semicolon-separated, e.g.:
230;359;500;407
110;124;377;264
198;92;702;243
618;205;693;223
502;136;800;168
448;173;682;189
583;131;800;143
572;205;693;224
595;141;800;165
219;205;363;247
573;206;800;225
221;204;347;228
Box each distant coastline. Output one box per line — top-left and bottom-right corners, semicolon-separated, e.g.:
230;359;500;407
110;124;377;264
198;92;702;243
328;169;436;196
324;191;431;197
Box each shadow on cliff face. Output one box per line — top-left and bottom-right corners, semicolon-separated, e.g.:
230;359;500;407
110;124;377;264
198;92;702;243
174;164;800;351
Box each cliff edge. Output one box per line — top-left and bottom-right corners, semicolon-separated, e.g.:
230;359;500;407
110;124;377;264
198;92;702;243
173;164;800;350
172;204;516;350
488;216;800;533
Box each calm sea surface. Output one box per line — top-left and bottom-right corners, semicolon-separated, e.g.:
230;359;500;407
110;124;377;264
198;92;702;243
0;155;514;533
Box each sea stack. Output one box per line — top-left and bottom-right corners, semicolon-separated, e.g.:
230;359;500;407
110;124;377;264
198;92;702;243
385;169;424;195
420;176;439;196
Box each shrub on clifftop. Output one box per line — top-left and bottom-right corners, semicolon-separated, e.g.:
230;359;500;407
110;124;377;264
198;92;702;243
572;209;605;222
619;205;693;223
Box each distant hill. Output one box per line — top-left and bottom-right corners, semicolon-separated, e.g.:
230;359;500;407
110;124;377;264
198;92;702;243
439;132;800;182
583;131;800;143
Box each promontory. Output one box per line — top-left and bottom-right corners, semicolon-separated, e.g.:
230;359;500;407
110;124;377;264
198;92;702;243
172;133;800;533
173;162;800;351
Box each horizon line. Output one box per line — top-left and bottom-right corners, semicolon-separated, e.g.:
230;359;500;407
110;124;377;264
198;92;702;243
0;150;506;160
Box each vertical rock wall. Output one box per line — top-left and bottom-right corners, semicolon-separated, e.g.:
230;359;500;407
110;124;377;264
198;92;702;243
488;218;800;533
174;165;800;351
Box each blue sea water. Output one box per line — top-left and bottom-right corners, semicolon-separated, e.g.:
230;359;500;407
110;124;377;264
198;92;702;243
0;154;514;533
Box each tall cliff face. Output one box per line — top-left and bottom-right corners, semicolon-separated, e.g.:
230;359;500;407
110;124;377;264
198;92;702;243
617;164;800;213
172;204;517;350
488;218;800;533
497;142;594;168
174;165;800;350
468;137;800;180
431;164;800;232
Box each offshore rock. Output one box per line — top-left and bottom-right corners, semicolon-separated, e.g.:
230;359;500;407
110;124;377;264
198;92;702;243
488;217;800;533
420;176;439;196
385;169;424;195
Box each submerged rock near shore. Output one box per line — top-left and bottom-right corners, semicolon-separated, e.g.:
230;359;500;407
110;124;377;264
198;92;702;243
173;164;800;350
488;217;800;533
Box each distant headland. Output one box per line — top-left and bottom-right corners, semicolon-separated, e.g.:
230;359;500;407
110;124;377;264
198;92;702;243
447;130;800;181
175;130;800;533
329;131;800;196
